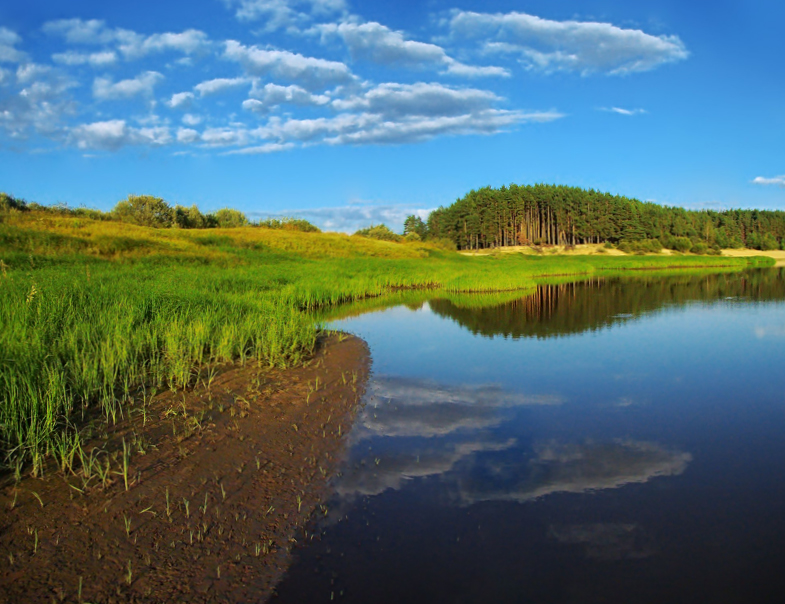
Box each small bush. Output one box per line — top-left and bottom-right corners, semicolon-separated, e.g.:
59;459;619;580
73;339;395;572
257;217;320;232
113;195;173;228
672;237;693;253
354;224;403;242
211;208;248;228
691;241;709;255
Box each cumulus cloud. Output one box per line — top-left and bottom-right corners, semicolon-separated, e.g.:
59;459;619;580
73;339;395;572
193;76;250;96
243;82;330;114
223;40;354;90
315;20;509;77
93;71;163;100
0;27;28;63
68;119;171;150
182;113;203;126
176;127;200;143
448;10;689;75
752;175;785;187
52;50;118;66
167;91;195;109
43;19;210;59
0;63;77;138
223;0;347;30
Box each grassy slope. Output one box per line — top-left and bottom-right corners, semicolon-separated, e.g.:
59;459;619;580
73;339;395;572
0;211;774;472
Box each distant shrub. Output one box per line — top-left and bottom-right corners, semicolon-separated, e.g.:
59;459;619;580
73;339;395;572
354;224;403;242
113;195;173;228
174;204;209;229
210;208;248;228
671;237;693;253
603;241;615;249
257;217;320;232
618;239;662;254
691;241;709;254
404;232;422;242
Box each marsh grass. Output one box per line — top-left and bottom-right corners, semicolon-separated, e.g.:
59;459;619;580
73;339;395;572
0;210;772;473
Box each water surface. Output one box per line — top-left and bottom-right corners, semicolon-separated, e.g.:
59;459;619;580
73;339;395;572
274;269;785;604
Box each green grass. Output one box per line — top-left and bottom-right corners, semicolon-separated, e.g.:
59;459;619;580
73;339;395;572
0;211;775;474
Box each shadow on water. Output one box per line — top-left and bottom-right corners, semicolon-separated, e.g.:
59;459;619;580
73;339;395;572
273;268;785;604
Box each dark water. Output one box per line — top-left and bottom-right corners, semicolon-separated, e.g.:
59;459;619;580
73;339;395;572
273;269;785;604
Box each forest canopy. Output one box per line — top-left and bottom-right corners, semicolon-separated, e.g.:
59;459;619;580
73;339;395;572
414;184;785;251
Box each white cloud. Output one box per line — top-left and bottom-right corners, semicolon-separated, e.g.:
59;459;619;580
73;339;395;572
167;91;195;109
52;50;118;66
332;82;501;118
0;63;77;138
201;126;251;147
752;175;785;187
601;106;647;116
223;0;347;30
42;19;117;44
176;127;200;143
43;19;210;59
223;40;354;90
315;20;509;77
193;76;250;96
449;10;689;75
182;113;202;126
68;119;172;149
243;82;330;113
93;71;164;100
0;27;27;63
223;141;296;154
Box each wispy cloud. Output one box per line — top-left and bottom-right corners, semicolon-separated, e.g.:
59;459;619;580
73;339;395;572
448;10;688;75
52;50;118;66
600;106;647;116
752;175;785;187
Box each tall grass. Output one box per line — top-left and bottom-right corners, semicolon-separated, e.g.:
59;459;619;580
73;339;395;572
0;211;774;473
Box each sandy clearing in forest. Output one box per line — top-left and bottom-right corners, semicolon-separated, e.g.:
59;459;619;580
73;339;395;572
721;249;785;266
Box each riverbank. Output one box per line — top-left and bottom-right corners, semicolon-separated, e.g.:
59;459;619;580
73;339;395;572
0;334;370;604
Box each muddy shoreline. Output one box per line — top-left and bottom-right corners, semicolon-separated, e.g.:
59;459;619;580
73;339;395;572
0;334;370;604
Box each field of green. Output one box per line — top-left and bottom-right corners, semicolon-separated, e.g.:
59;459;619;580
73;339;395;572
0;210;774;475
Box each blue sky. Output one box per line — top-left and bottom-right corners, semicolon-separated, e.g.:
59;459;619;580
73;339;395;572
0;0;783;231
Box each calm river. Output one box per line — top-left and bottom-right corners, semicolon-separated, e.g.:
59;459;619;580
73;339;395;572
274;269;785;603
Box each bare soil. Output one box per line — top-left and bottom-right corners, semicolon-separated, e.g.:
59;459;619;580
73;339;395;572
0;334;370;604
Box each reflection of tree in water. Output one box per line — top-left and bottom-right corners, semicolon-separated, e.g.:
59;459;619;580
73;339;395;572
429;269;785;339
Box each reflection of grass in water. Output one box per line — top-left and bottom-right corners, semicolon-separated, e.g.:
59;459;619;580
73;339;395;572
0;210;773;473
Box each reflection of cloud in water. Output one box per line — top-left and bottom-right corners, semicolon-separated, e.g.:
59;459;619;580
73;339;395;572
754;325;785;338
354;377;563;440
336;438;516;498
335;376;690;506
549;523;655;560
459;440;692;504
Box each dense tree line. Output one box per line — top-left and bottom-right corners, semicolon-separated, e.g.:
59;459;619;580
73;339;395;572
0;192;319;232
409;184;785;251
